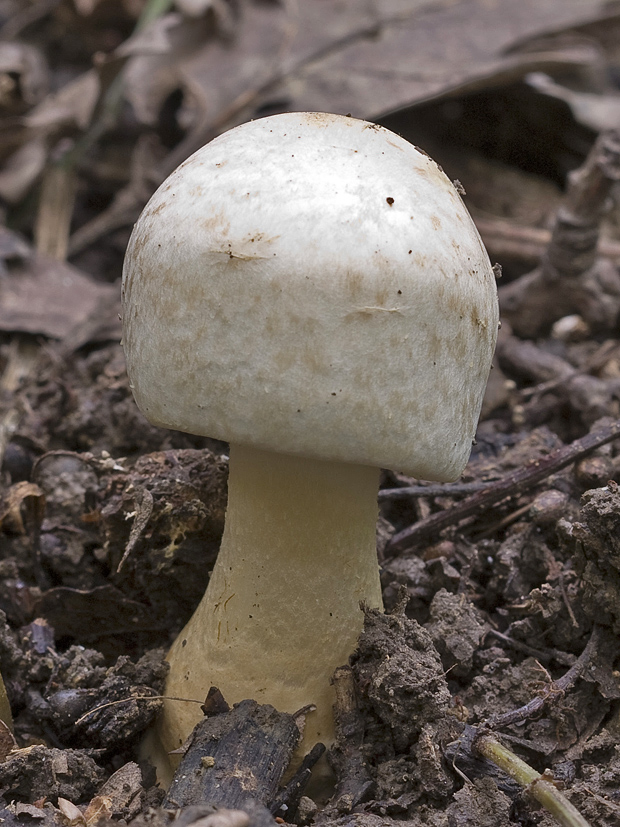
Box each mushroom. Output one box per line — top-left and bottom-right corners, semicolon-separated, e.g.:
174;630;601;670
121;112;499;782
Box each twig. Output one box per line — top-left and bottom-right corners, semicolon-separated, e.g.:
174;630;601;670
488;626;600;729
485;629;575;667
34;161;76;261
73;693;203;727
379;480;492;500
475;216;620;269
385;419;620;556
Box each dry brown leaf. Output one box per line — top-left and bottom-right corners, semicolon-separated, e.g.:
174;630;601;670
123;13;213;125
82;796;112;826
117;12;184;58
191;812;250;827
73;0;107;14
131;0;612;177
0;481;45;536
0;227;30;265
26;69;100;132
0;136;46;203
56;798;85;826
94;761;143;816
0;254;119;341
9;802;46;819
527;71;620;131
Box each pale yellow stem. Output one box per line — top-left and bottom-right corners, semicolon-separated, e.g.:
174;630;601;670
152;444;383;783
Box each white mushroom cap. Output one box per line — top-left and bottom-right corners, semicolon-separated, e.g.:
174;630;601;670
122;112;498;481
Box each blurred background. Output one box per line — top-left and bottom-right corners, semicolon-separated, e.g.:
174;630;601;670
0;0;618;292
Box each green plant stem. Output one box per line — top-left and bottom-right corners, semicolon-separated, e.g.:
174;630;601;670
475;734;591;827
0;671;13;731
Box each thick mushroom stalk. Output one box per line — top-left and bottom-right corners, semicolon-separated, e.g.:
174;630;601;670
122;111;499;785
159;446;381;770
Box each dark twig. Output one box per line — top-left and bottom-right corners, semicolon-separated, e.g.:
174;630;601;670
385;419;620;556
488;626;600;729
485;629;575;667
270;742;325;819
379;480;492;500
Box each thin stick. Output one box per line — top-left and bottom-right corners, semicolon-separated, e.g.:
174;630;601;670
488;627;600;729
379;480;492;500
73;694;205;727
385;419;620;556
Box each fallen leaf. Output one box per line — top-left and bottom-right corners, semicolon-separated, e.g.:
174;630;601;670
94;761;143;815
124;0;613;178
0;253;120;342
82;796;112;826
0;136;47;203
10;802;46;819
0;481;45;536
527;71;620;131
0;226;30;266
56;799;85;827
26;69;100;132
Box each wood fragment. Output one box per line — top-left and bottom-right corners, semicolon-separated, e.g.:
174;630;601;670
499;130;620;338
163;698;302;818
385;419;620;556
270;742;325;819
327;666;375;812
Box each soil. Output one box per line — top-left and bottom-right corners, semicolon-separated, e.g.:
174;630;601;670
2;325;620;827
2;4;620;827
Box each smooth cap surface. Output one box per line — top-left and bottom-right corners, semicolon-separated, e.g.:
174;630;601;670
122;112;499;480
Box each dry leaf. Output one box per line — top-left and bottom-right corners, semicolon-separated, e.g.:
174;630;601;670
136;0;612;176
175;0;219;16
527;71;620;131
26;69;100;132
0;136;46;203
0;481;45;536
73;0;107;14
123;13;212;125
95;761;143;815
82;796;112;826
191;811;250;827
0;254;119;341
0;226;30;265
56;798;85;826
10;802;46;819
